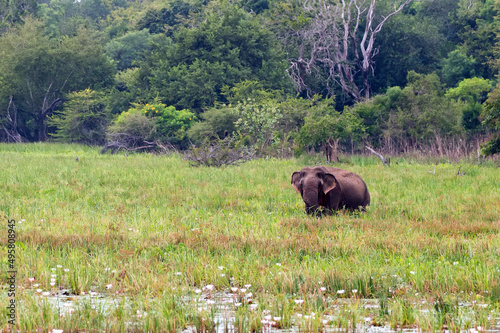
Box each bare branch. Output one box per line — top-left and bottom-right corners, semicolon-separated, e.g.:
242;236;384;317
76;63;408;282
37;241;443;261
285;0;413;101
366;146;390;166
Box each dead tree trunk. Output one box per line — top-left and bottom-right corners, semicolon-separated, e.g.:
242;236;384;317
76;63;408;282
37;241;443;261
366;146;389;166
2;96;23;142
324;138;340;163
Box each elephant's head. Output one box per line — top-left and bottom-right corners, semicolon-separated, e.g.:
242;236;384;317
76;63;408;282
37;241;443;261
291;167;339;215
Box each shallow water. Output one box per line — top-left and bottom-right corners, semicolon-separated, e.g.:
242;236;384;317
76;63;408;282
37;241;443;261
35;289;500;332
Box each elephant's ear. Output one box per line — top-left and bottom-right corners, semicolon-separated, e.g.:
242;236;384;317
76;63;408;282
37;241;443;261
322;173;338;194
291;171;302;194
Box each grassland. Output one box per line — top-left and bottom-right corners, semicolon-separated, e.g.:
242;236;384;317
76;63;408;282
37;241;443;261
1;143;499;332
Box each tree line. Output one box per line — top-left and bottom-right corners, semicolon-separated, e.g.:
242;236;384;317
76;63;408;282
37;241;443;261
0;0;499;158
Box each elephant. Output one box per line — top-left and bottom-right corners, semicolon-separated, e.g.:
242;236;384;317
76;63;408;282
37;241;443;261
291;166;370;215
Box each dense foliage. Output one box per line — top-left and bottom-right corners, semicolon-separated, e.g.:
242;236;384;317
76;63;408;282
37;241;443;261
0;0;499;157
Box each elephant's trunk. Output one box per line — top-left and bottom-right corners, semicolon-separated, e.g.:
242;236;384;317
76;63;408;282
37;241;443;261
303;186;320;215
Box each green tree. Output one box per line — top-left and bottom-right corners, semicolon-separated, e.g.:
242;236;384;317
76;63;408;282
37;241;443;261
110;102;196;148
373;13;446;93
456;0;497;80
104;29;156;70
0;0;39;32
480;85;500;156
49;88;110;145
135;0;199;36
439;49;477;88
298;97;349;162
445;77;492;132
187;105;239;143
140;1;291;112
39;0;86;37
0;18;115;141
445;77;492;103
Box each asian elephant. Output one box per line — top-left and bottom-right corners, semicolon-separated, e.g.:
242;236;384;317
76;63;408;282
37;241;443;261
291;166;370;215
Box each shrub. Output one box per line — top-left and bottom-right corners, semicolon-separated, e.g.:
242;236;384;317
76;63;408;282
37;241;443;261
103;102;196;152
183;136;256;167
49;89;110;145
103;111;158;153
187;106;239;143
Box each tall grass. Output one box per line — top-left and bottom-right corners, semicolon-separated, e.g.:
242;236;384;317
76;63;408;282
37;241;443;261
1;143;499;331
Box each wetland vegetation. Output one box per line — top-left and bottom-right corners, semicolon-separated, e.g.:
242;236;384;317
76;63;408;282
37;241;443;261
1;143;499;332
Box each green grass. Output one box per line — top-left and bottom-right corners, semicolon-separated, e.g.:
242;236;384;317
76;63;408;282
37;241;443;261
1;143;499;332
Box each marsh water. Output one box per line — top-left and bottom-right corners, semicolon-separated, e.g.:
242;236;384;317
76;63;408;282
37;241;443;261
34;289;500;333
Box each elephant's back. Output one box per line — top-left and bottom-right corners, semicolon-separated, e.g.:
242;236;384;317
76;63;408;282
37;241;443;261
325;167;370;208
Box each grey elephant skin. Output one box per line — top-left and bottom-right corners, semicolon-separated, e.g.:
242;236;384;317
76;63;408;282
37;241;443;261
291;166;370;215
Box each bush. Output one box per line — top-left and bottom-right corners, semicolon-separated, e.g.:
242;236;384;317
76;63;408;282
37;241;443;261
183;136;256;167
49;89;110;145
103;111;158;153
103;102;196;152
187;106;239;143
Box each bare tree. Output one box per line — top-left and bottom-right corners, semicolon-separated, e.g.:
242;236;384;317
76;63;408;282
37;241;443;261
1;96;23;142
287;0;413;102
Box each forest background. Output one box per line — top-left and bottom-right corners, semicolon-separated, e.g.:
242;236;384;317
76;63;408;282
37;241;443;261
1;0;500;160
